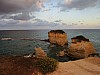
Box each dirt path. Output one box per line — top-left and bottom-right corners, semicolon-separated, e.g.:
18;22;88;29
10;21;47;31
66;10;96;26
47;57;100;75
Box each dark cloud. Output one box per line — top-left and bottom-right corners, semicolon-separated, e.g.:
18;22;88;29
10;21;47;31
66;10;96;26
9;12;35;21
54;20;62;22
0;0;47;22
0;0;45;14
58;0;99;11
0;12;35;21
0;1;18;14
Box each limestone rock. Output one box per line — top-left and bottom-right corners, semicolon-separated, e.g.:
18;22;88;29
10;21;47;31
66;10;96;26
48;30;68;46
57;50;65;57
34;47;47;58
67;35;96;59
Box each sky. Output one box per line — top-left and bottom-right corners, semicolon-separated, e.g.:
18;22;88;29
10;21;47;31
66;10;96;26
0;0;100;30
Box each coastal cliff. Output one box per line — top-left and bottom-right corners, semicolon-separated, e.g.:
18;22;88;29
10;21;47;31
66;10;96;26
67;35;96;59
48;30;68;46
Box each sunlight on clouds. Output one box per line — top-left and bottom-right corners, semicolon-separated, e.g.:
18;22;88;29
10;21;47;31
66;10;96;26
65;0;72;5
0;0;100;29
36;0;44;8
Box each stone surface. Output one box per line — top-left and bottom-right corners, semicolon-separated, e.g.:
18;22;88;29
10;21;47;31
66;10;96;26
48;30;68;46
67;35;96;59
34;47;47;58
47;57;100;75
57;50;65;57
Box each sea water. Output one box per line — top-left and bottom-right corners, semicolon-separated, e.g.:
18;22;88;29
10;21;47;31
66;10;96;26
0;29;100;61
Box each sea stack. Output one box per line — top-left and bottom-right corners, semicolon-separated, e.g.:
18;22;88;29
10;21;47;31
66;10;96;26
48;30;68;46
67;35;96;59
34;47;47;58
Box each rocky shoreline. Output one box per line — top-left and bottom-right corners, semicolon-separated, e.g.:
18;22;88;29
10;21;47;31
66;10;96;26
0;30;100;75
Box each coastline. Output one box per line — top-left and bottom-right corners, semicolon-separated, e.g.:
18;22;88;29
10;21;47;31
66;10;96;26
0;56;100;75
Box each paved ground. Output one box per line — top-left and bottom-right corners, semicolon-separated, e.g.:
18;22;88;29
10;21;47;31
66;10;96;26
47;57;100;75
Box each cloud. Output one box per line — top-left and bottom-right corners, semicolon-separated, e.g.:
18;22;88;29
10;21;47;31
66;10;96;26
33;19;58;27
0;12;35;21
54;20;62;22
0;17;98;29
0;0;47;22
0;19;20;29
9;12;35;21
57;0;99;11
0;18;61;29
0;19;19;24
96;18;100;19
42;9;51;12
0;0;46;14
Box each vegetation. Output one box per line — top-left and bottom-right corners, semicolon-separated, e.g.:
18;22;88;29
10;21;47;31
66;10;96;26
0;56;58;75
0;56;37;75
36;57;58;74
71;35;89;42
48;30;65;34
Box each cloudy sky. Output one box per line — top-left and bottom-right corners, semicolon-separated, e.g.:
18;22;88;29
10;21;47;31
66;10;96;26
0;0;100;30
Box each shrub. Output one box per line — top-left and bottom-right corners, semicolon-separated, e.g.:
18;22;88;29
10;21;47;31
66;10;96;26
36;57;58;74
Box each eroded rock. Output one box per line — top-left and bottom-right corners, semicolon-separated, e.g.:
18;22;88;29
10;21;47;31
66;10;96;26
57;50;65;57
34;47;47;58
67;35;96;59
48;30;68;46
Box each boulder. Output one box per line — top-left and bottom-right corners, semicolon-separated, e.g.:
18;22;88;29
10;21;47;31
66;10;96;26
34;47;47;58
57;50;65;57
67;35;96;59
48;30;68;46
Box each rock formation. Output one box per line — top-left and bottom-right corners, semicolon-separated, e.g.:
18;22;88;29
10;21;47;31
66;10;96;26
67;35;96;59
34;47;47;58
48;30;68;46
1;38;14;41
57;50;65;57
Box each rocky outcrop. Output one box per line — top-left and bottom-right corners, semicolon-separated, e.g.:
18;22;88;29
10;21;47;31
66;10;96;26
1;38;14;41
57;50;65;57
34;47;47;58
67;35;96;59
20;38;34;41
48;30;68;46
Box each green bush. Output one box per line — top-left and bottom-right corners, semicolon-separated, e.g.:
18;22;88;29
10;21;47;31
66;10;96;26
36;57;58;74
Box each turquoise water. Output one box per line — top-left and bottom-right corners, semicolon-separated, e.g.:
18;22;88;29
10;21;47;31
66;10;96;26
0;29;100;61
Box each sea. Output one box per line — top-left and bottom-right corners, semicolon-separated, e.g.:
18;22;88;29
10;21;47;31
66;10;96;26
0;29;100;61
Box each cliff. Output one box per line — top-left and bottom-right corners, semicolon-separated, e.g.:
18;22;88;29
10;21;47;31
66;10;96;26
67;35;96;59
48;30;68;46
0;56;100;75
